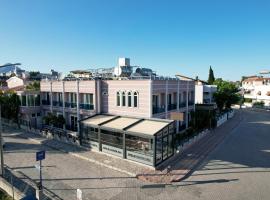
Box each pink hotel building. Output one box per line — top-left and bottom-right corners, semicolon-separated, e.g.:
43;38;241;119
40;77;195;166
41;78;195;130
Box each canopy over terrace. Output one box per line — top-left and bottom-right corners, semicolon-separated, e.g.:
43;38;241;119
80;114;175;166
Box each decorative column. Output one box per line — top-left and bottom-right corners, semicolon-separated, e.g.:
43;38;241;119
186;80;189;129
76;80;80;134
165;80;168;118
62;81;66;130
149;79;153;118
50;81;53;113
176;80;180;132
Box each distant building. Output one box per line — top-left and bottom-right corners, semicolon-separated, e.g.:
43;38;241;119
242;76;270;106
5;75;41;129
6;76;25;90
0;63;24;77
68;70;92;79
195;80;217;104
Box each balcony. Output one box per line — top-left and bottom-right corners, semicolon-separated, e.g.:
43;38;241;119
188;101;194;106
152;106;165;114
80;103;94;110
42;100;50;105
65;102;77;108
179;102;186;108
53;101;63;107
168;104;177;111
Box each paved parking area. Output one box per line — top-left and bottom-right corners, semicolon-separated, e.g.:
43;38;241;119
2;109;270;200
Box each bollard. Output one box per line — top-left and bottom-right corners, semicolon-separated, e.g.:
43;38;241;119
36;189;44;200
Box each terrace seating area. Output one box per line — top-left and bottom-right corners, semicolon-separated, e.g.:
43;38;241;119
80;114;175;166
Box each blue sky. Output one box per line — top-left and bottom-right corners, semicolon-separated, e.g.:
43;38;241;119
0;0;269;81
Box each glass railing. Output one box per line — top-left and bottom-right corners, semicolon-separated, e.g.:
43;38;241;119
188;101;194;106
80;103;94;110
64;102;77;108
152;106;165;114
70;102;77;108
53;101;64;107
65;102;70;107
179;102;186;108
168;104;177;111
42;100;50;105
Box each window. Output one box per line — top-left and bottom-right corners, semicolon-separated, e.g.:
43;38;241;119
84;93;93;104
34;95;40;106
70;93;77;108
122;92;126;106
167;94;172;104
21;95;26;106
70;93;77;103
134;92;138;107
117;92;120;106
58;93;63;102
128;92;132;107
27;95;35;106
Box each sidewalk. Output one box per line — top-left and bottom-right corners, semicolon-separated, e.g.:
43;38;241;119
3;110;242;184
137;110;243;183
3;125;150;177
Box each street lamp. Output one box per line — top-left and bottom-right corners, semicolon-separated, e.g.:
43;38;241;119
0;104;5;177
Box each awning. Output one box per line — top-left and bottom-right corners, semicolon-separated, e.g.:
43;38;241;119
82;115;116;126
125;120;170;136
102;117;141;130
81;114;173;136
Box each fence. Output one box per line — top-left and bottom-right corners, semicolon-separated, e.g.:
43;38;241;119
175;129;210;153
41;125;80;146
2;165;62;200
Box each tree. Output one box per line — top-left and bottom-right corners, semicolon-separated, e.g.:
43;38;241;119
29;71;41;80
213;79;240;111
0;90;20;124
43;113;65;128
208;66;215;84
26;81;40;91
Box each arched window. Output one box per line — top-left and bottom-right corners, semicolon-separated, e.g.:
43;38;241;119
134;92;138;107
117;91;120;106
128;92;132;107
122;91;126;106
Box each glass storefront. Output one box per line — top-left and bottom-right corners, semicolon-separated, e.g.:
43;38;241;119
126;134;154;165
100;129;123;157
155;125;174;165
80;116;175;167
81;124;99;149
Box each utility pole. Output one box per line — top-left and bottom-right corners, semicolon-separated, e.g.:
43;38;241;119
0;104;5;177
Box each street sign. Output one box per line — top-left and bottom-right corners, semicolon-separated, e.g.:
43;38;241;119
170;112;184;121
36;151;45;161
77;189;82;200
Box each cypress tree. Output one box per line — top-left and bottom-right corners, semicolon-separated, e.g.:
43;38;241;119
208;66;215;84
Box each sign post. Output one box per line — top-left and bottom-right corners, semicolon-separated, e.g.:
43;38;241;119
77;189;82;200
36;150;45;190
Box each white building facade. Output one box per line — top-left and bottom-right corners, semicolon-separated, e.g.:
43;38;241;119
195;81;217;104
242;76;270;106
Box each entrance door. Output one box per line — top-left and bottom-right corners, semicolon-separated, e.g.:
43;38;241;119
70;116;78;131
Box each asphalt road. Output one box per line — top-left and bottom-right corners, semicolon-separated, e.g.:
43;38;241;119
3;109;270;200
